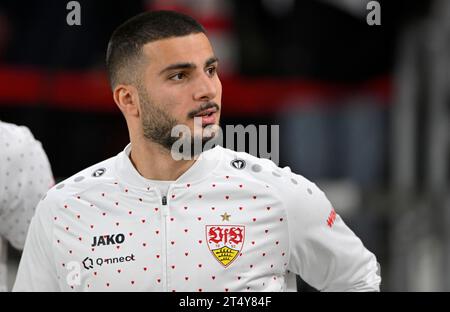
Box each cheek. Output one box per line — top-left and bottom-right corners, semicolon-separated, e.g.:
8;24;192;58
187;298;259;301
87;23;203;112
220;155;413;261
215;78;223;98
152;88;184;115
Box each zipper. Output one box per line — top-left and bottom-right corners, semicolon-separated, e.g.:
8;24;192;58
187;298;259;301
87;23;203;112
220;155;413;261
160;192;169;292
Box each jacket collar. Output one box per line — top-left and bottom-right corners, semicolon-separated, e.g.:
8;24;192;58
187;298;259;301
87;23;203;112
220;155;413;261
115;143;223;189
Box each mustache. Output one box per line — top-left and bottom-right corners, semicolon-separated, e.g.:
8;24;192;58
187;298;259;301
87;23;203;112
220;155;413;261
187;102;220;119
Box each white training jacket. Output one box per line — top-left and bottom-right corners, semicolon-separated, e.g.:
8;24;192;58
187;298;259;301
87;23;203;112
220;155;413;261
0;121;54;291
13;144;380;292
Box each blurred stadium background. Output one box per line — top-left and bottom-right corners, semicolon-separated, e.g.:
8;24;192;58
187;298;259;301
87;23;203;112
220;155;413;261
1;0;449;291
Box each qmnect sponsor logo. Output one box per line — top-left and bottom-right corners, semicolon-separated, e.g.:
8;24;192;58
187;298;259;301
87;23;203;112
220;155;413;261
82;253;136;270
66;254;136;286
170;117;280;165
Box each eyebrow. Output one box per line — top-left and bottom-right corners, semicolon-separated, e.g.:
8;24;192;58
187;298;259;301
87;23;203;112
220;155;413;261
205;56;219;68
159;56;219;76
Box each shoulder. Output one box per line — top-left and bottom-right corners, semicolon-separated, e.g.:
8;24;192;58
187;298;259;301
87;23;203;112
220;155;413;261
0;121;53;203
42;155;118;211
216;145;316;191
215;146;332;215
0;121;34;139
0;121;40;157
0;121;51;180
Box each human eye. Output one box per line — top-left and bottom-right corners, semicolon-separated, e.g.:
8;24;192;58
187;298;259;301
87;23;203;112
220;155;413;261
169;72;187;81
206;65;217;77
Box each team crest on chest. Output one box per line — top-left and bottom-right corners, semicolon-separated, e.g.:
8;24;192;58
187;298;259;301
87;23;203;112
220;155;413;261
206;225;245;267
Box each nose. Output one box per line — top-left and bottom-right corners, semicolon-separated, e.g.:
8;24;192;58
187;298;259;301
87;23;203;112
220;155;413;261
193;73;218;102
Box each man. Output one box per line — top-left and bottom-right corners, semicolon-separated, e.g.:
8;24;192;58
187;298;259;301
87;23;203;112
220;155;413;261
13;11;381;291
0;121;53;291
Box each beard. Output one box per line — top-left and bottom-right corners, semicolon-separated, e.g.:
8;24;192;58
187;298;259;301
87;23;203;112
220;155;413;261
138;88;220;158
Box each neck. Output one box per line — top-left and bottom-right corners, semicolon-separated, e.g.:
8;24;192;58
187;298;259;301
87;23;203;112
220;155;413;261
129;136;196;181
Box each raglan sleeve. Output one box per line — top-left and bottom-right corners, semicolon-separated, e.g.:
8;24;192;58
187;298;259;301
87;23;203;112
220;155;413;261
0;125;54;250
284;172;381;292
12;193;60;291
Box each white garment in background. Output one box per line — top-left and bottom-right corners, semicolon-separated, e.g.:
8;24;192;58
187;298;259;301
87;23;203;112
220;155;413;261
0;121;54;291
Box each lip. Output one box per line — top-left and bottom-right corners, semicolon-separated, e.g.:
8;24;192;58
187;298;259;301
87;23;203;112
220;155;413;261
201;112;216;126
194;108;218;126
195;108;217;117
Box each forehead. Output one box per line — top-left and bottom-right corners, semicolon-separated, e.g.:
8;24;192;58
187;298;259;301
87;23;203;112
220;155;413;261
142;33;215;72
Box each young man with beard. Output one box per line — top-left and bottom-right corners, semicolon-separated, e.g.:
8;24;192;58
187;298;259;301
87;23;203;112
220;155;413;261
13;11;381;292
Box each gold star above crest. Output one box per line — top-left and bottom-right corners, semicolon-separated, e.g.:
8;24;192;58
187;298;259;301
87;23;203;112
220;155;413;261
221;212;231;222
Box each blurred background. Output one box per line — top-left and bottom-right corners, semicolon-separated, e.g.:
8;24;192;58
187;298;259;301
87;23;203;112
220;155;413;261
0;0;449;291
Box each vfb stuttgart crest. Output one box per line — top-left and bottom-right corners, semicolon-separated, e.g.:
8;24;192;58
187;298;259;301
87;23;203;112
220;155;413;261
206;225;245;267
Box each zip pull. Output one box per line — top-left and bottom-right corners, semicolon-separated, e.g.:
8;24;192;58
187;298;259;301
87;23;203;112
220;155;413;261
161;195;168;217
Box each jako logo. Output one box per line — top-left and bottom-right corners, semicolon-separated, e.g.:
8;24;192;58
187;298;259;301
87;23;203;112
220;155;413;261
91;233;125;247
